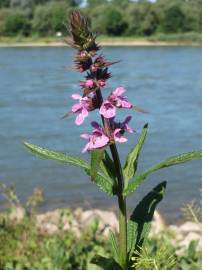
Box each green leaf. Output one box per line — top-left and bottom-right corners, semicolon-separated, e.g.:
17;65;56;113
24;142;116;196
85;168;116;196
124;150;202;196
123;124;148;187
187;240;199;259
127;182;167;261
100;151;116;181
91;255;122;270
24;142;89;169
109;230;119;262
90;149;104;181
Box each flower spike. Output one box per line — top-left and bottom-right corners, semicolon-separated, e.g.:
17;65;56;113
68;10;100;53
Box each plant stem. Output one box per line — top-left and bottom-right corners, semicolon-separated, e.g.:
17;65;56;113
110;143;128;270
96;89;128;270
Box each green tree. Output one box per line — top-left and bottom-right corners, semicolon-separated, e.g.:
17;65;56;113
86;3;110;35
125;2;158;36
87;0;107;7
61;0;78;6
102;8;128;36
3;12;31;36
0;0;9;7
32;1;72;36
111;0;129;8
9;0;34;17
32;0;49;5
161;4;186;33
140;9;159;35
0;8;11;34
186;0;202;31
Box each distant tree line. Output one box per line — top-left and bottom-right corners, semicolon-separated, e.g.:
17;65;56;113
0;0;202;37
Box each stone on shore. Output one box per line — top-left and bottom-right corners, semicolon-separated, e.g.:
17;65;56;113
6;207;202;251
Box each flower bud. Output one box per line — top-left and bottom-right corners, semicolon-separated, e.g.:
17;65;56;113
90;64;98;72
98;80;106;87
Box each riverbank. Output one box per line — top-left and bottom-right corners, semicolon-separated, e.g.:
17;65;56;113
1;41;202;47
8;207;202;251
1;34;202;47
1;205;202;268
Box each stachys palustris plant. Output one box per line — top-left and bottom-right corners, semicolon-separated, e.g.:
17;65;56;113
24;10;202;270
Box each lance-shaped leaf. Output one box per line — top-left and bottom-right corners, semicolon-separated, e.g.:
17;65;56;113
91;255;122;270
109;230;119;262
127;181;166;261
123;124;148;187
24;142;115;196
24;142;89;169
100;151;116;181
124;150;202;196
90;149;104;181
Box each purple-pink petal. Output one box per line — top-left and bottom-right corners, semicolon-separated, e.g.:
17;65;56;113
71;94;91;125
91;121;101;130
85;79;94;88
90;134;109;149
80;133;90;139
125;124;134;133
81;129;109;152
113;128;127;143
121;116;134;133
112;87;126;97
100;101;116;118
119;99;132;108
75;108;88;125
82;142;91;153
72;93;82;100
122;116;132;125
72;103;82;113
92;129;103;136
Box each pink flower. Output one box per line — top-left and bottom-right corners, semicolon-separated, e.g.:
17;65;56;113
85;79;94;88
112;116;134;143
113;128;127;143
99;100;116;118
80;79;94;89
71;94;90;125
110;87;132;109
99;86;132;119
81;122;109;152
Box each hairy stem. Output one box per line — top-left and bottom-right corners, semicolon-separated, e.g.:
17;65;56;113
96;89;128;270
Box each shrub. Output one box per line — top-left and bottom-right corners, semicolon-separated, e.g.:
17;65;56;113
3;12;31;36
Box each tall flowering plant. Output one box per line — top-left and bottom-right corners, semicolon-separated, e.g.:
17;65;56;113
24;11;202;270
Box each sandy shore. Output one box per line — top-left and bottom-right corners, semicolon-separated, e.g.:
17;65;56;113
0;40;202;47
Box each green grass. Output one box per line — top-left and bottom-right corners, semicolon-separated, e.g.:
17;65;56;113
148;32;202;44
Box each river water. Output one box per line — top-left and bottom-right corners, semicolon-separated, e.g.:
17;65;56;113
0;46;202;222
